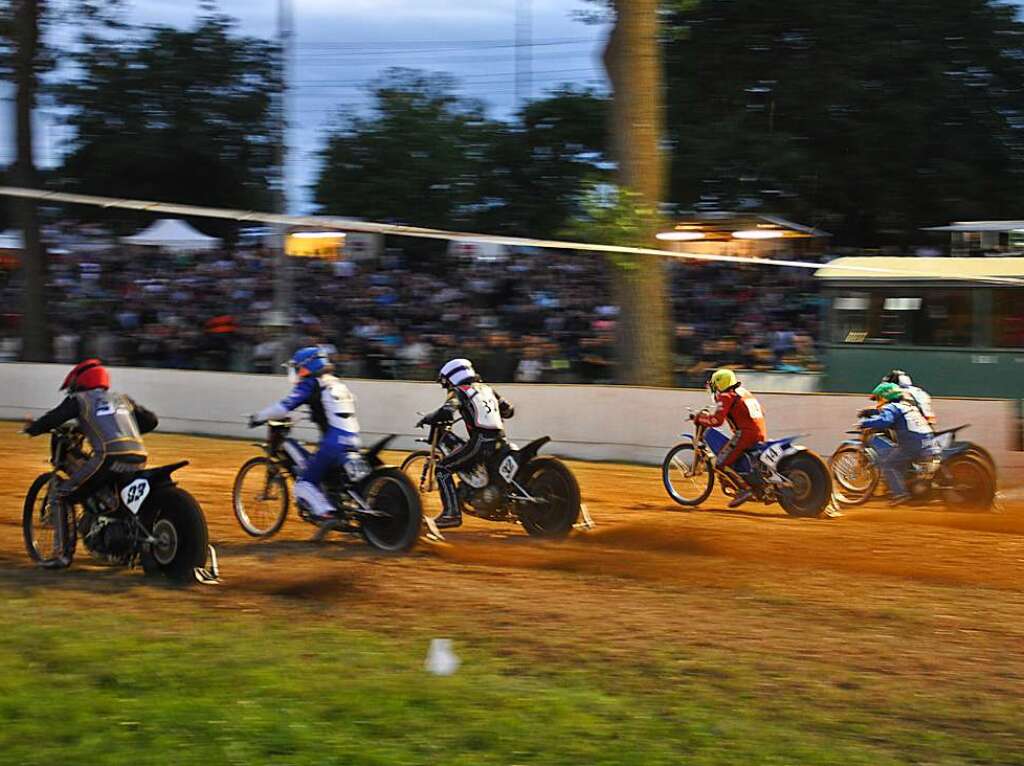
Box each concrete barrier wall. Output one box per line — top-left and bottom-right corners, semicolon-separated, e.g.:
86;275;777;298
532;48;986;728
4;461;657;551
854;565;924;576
2;363;1021;478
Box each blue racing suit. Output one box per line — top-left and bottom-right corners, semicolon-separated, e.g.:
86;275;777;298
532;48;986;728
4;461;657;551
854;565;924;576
256;374;361;515
860;401;938;499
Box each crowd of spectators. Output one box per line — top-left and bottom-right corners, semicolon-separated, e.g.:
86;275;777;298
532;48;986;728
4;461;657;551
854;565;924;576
0;227;824;386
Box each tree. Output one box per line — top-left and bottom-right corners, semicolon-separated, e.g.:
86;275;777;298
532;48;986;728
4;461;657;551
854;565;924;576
1;0;120;359
314;72;609;238
474;87;609;238
661;0;1024;247
6;0;48;360
314;69;500;230
56;14;281;233
602;0;673;386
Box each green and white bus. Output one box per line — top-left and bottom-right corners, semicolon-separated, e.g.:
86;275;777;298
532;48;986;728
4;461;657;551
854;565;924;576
815;257;1024;398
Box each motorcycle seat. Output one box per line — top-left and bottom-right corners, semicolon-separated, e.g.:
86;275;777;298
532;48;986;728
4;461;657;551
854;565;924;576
932;423;969;438
119;461;190;485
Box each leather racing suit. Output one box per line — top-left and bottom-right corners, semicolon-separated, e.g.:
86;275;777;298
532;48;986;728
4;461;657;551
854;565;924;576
860;400;939;499
25;389;158;499
256;373;361;516
421;382;514;519
695;384;768;471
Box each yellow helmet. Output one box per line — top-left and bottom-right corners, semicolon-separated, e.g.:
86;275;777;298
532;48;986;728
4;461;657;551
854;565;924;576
710;368;738;393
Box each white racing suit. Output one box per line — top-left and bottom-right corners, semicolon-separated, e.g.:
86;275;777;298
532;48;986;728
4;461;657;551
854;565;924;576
422;382;514;523
256;374;361;517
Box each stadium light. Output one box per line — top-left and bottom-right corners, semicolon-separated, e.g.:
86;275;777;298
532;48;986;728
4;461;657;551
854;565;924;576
656;231;706;241
290;231;345;239
732;229;785;240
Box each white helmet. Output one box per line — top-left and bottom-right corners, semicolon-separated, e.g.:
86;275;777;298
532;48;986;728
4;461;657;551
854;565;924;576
439;358;477;388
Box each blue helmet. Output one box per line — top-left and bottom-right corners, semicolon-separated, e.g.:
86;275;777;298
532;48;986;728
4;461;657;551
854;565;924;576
289;346;332;379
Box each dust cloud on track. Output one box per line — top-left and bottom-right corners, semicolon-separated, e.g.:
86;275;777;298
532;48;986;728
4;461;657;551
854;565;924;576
3;421;1024;700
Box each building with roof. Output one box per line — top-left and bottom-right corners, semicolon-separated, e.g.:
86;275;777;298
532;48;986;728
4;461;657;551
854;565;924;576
922;220;1024;257
657;212;830;260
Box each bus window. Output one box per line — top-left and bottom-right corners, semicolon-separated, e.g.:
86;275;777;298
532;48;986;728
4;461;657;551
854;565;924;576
837;290;972;346
914;291;972;346
847;290;974;344
831;293;870;343
993;289;1024;348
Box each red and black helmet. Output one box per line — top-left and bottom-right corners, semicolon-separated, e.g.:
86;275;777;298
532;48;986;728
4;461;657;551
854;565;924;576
60;359;110;392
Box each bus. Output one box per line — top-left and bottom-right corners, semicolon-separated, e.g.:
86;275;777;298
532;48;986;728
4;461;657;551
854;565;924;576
815;257;1024;398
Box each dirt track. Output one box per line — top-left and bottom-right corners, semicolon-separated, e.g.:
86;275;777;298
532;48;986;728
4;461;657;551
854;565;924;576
3;422;1024;715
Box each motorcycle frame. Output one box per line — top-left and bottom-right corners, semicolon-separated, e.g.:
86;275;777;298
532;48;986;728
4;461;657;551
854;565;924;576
251;420;392;531
678;422;806;498
42;426;194;565
414;420;548;512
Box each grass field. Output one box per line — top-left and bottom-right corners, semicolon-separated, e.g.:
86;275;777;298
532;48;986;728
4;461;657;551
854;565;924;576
1;423;1023;764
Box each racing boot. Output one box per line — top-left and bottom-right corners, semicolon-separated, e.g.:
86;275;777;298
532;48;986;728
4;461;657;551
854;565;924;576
295;481;339;525
731;467;766;509
721;467;753;509
435;508;463;529
728;490;752;509
435;469;463;529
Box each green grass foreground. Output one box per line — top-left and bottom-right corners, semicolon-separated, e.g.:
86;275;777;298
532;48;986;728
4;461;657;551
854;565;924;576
0;596;1019;766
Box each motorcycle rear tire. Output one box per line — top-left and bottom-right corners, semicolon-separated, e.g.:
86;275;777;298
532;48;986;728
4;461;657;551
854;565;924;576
140;488;210;584
778;451;833;518
517;457;581;538
360;468;423;553
938;454;996;512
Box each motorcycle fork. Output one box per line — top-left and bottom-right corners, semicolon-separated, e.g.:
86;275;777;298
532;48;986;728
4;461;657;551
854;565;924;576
262;456;289;499
422;428;441;493
45;476;71;558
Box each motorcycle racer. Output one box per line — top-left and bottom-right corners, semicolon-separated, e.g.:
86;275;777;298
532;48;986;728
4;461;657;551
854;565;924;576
882;369;936;424
23;359;158;502
694;368;768;508
250;346;362;520
417;358;514;529
859;382;940;504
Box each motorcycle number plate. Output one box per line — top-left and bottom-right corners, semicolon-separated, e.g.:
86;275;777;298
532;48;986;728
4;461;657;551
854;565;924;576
498;455;519;482
120;478;150;515
344;457;371;483
759;443;788;470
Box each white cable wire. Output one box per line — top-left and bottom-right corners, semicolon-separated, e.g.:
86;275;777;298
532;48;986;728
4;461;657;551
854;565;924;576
2;185;1022;285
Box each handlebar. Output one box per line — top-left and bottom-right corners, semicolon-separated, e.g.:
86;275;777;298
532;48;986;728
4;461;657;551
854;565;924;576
245;413;303;429
415;414;464;429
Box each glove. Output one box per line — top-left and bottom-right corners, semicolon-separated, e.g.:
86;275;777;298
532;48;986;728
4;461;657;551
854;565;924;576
499;400;514;419
418;407;452;429
857;408;876;419
247;414;264;429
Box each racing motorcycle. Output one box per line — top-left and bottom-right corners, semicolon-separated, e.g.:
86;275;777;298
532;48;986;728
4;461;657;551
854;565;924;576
232;419;423;552
662;415;833;517
401;415;582;538
22;424;218;583
829;425;996;510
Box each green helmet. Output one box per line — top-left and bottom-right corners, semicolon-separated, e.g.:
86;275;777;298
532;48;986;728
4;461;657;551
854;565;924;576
871;382;903;402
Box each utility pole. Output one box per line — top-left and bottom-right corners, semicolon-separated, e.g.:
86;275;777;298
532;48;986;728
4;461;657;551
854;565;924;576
515;0;532;109
12;0;48;361
272;0;294;327
271;0;294;363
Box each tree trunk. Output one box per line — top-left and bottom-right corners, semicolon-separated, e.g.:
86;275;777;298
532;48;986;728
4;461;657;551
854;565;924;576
603;0;672;387
12;0;48;361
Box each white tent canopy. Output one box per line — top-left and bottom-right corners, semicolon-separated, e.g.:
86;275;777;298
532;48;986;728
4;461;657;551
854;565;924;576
121;218;221;252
